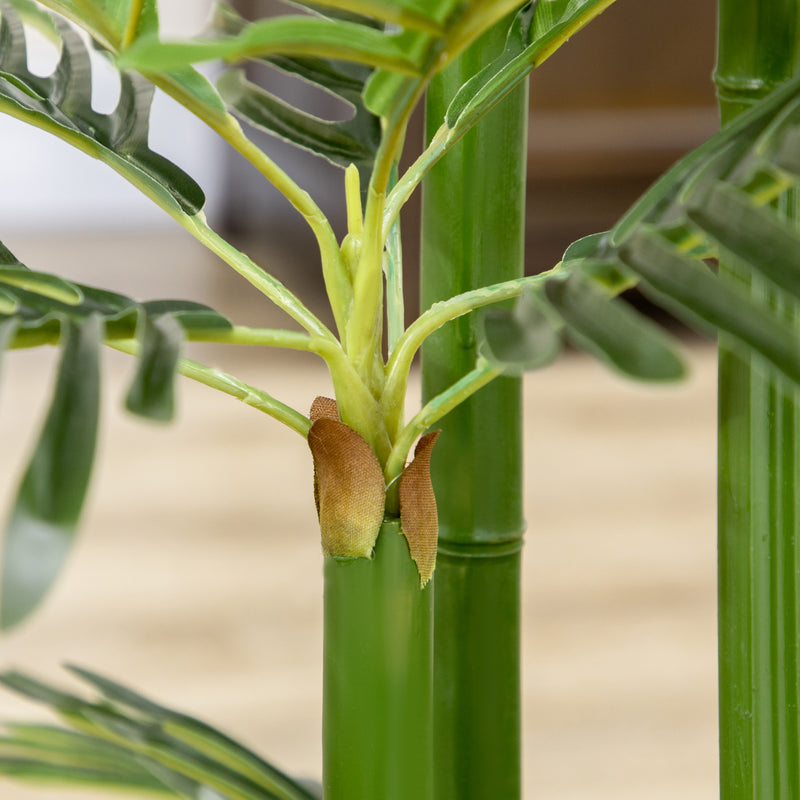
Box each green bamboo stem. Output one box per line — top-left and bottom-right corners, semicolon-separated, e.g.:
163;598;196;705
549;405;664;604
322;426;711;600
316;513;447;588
322;520;433;800
421;19;528;800
716;1;800;795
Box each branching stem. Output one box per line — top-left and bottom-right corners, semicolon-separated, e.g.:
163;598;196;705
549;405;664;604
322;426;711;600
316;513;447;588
148;76;352;339
184;326;315;350
384;358;500;489
382;272;547;438
110;340;311;436
182;215;336;341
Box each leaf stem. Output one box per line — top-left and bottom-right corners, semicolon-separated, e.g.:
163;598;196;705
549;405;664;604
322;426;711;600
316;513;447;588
181;215;336;341
384;358;500;488
110;340;311;437
382;272;547;439
384;124;450;236
345;78;424;379
147;75;352;339
217;120;352;338
178;325;315;350
121;0;145;50
8;323;317;352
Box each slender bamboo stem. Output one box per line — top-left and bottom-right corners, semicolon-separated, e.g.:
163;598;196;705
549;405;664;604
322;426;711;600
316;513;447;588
421;18;528;800
716;1;800;795
322;520;433;800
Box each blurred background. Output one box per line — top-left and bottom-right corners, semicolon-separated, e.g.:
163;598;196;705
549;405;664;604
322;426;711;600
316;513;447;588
1;1;720;798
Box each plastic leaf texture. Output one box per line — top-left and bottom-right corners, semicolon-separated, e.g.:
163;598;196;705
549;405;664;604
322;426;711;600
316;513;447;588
0;2;206;215
477;289;563;376
546;72;800;389
442;0;615;136
0;242;232;629
543;272;686;381
119;13;422;75
0;666;320;800
0;317;101;631
112;0;547;148
213;4;382;175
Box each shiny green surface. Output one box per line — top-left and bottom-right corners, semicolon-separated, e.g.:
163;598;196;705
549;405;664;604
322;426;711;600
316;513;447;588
434;541;522;800
322;520;433;800
716;2;800;795
421;22;527;547
421;20;527;800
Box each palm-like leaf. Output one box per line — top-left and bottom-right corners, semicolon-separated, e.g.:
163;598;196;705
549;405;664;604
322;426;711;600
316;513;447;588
0;1;206;215
0;667;319;800
115;0;550;166
0;243;232;630
212;3;382;177
2;0;800;628
529;72;800;386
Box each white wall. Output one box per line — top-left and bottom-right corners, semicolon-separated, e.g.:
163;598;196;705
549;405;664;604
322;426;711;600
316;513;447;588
0;0;223;233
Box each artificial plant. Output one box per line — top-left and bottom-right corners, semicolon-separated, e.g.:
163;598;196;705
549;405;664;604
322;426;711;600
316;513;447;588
716;0;800;795
0;1;800;798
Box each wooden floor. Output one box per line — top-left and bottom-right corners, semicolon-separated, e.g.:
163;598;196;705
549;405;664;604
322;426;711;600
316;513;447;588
0;235;719;799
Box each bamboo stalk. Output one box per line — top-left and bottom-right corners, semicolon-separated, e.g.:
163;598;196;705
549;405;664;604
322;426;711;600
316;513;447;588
715;1;800;795
322;519;433;800
421;19;528;800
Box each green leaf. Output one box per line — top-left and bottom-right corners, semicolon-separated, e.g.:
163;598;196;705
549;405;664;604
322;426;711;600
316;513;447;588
0;245;235;625
477;289;562;375
561;230;607;261
138;761;230;799
544;271;686;381
0;724;179;794
0;266;83;305
443;0;614;132
0;317;18;381
2;0;59;39
140;300;234;331
619;228;800;384
752;91;800;176
536;72;800;393
210;5;380;176
0;3;206;215
66;665;319;800
280;0;446;33
78;705;285;800
0;316;102;630
0;239;22;265
0;257;233;349
0;668;317;800
217;68;379;170
686;181;800;298
0;290;19;314
125;313;182;422
118;16;421;75
609;73;800;247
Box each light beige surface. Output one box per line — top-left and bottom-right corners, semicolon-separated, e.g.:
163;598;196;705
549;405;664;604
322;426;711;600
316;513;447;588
0;342;719;800
0;234;719;800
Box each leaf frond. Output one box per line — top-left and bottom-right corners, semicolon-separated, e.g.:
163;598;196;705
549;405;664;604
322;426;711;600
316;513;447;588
0;1;206;215
0;667;319;800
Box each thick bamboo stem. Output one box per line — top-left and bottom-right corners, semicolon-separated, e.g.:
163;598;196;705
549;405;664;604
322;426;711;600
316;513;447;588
322;520;433;800
716;1;800;795
421;19;528;800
